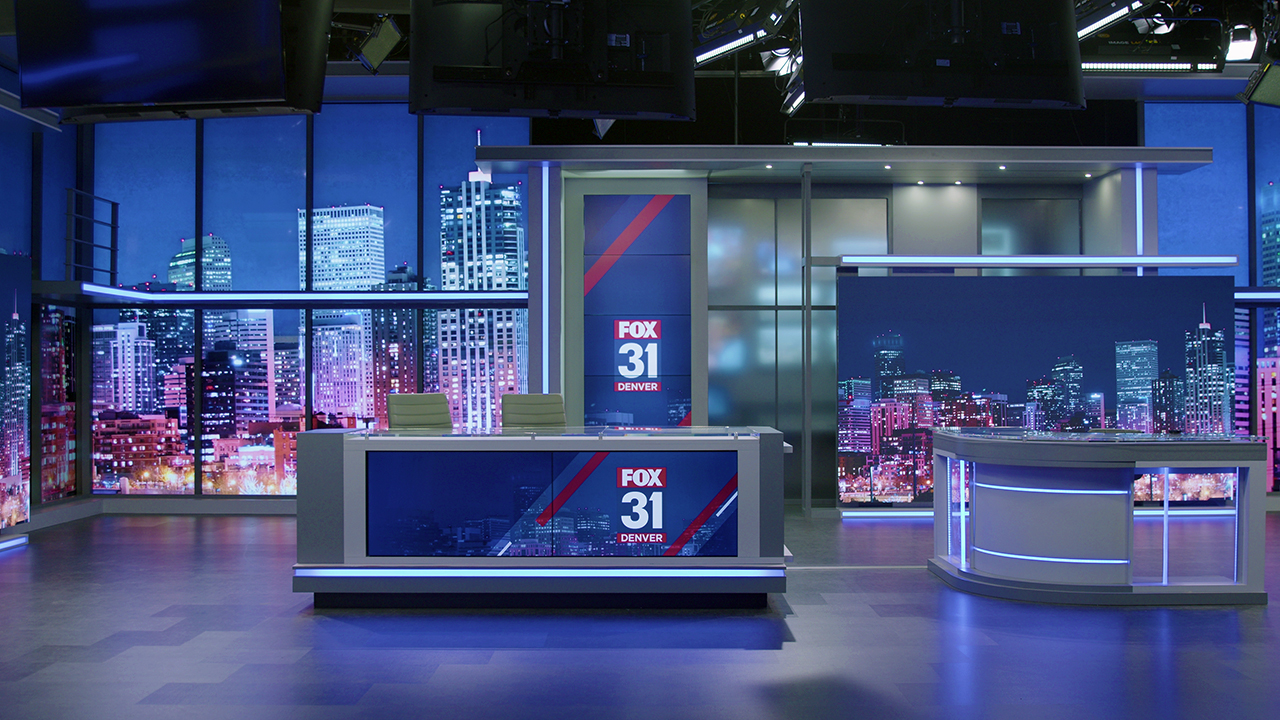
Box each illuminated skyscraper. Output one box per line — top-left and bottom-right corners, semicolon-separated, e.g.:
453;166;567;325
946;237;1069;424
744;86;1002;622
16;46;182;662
301;205;387;420
273;338;302;408
1152;369;1185;434
872;333;904;400
39;306;76;501
168;234;232;291
1026;377;1056;430
837;378;872;453
438;179;526;432
1184;314;1230;434
302;205;386;292
203;310;275;430
312;313;370;419
2;299;30;488
1115;340;1158;432
1259;181;1280;353
1050;355;1083;424
372;264;426;428
120;305;195;407
94;322;157;414
1085;393;1105;429
1256;358;1280;490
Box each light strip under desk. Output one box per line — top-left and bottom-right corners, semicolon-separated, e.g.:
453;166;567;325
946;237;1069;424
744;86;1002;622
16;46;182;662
295;567;785;579
0;536;29;551
841;510;934;518
974;482;1129;495
975;547;1129;564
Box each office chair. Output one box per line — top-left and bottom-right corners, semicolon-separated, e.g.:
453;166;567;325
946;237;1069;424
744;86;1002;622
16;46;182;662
386;393;452;429
501;393;567;429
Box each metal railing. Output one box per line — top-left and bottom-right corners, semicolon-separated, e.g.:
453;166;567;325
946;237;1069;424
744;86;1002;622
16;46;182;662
64;188;119;286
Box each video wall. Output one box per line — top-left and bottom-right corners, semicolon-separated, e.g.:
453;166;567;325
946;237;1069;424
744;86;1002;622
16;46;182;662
82;110;529;496
0;255;31;529
837;275;1239;507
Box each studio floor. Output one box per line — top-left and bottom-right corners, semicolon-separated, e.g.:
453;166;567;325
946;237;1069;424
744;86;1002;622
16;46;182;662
1;511;1279;720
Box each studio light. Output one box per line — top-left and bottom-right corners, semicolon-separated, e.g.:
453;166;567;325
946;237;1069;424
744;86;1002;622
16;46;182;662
348;15;403;75
1227;23;1259;61
694;0;797;67
1077;1;1155;40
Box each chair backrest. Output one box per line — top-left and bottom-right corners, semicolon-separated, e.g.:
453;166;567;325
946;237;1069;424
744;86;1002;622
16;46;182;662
501;393;566;429
386;393;452;429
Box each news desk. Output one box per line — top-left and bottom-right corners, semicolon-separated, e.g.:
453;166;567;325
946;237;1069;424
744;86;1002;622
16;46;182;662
293;426;787;607
930;428;1267;605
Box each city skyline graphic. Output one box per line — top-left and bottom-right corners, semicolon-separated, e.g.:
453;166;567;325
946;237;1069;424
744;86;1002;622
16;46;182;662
86;172;528;496
837;275;1239;505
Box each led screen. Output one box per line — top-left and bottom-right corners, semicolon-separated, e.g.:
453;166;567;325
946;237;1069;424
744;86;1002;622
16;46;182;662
837;275;1238;507
0;255;31;528
40;305;76;502
16;1;285;108
367;450;739;557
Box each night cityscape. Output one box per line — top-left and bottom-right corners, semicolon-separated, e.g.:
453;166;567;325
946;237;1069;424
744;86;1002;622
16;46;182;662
80;173;528;497
837;276;1243;505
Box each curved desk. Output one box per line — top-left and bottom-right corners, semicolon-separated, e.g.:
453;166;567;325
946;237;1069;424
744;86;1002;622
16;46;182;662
293;426;786;607
929;429;1267;605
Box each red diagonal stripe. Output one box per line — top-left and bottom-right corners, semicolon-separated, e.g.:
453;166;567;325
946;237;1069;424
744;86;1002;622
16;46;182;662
537;451;610;526
677;411;692;427
663;474;738;557
583;194;675;296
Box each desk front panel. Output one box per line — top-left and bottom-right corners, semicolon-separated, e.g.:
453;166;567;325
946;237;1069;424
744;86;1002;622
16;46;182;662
366;449;739;558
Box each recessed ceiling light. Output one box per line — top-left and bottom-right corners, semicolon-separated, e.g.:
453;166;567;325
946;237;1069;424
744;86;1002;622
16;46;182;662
884;165;892;169
1085;173;1093;178
955;181;962;185
998;165;1007;170
917;181;924;185
765;164;773;169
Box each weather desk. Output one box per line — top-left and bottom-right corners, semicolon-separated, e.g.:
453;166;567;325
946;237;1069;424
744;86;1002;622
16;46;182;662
930;428;1267;605
293;426;786;607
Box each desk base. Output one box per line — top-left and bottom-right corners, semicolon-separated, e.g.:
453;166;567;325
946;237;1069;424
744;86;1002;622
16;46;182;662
313;592;770;610
929;558;1268;606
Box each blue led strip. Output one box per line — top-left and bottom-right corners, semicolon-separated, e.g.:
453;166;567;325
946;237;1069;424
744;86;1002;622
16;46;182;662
974;481;1129;496
838;255;1235;268
974;547;1129;565
295;567;785;579
1133;508;1237;517
841;510;933;518
83;285;528;305
0;535;29;551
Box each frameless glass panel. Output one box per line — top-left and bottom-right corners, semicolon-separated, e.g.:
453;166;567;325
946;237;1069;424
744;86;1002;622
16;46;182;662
1165;470;1238;585
1147;101;1247;285
201;309;298;495
91;308;194;495
203;116;305;291
95;120;196;287
0;112;32;256
708;309;778;427
421;116;530;291
39;305;77;502
313;104;417;292
811;198;888;305
41;126;77;281
708;198;777;306
1131;471;1166;584
980;198;1080;277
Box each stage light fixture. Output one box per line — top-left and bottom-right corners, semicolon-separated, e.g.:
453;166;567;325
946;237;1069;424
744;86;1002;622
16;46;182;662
341;15;403;75
1077;1;1154;40
1228;23;1259;61
694;0;797;67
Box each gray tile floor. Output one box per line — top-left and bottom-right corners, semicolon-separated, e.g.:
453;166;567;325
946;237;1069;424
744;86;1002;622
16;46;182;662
1;512;1278;719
